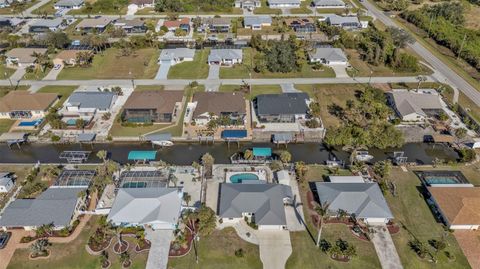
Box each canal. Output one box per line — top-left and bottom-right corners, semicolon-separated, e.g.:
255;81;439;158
0;142;459;165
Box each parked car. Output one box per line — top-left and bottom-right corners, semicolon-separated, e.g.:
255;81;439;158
0;232;11;249
54;64;62;70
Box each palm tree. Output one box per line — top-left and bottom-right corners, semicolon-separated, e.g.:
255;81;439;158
280;151;292;163
96;150;108;163
244;149;253;160
183;192;192;207
30;239;49;257
315;202;330;247
416;75;427;91
192;161;201;174
32;51;52;74
201;153;214;178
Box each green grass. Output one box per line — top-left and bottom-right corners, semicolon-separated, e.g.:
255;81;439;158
290;1;313;14
31;0;55;15
0;0;38;14
168;227;262;269
58;48;159;80
167;50;210;79
22;68;51;80
0;86;29;97
7;216;148;269
0;119;15;134
219;84;282;100
134;85;165;91
37;85;78;108
253;0;281;14
0;64;15;78
384;168;471;269
68;0;128;15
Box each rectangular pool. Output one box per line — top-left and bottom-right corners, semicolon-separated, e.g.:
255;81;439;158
415;171;472;186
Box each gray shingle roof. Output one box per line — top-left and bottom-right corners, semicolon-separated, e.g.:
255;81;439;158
0;173;12;186
244;16;272;27
30;18;64;28
388;90;443;118
159;48;195;61
256;93;309;115
313;0;345;6
315;182;394;219
309;47;347;62
326;15;360;25
107;188;182;226
268;0;300;4
208;49;243;62
54;0;84;7
0;188;83;228
66;91;115;110
218;183;292;226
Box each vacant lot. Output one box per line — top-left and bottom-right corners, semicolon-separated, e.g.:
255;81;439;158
37;85;78;108
58;48;159;80
168;227;262;269
168;50;209;79
219;84;282;100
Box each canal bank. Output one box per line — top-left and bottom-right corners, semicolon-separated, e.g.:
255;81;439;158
0;142;459;165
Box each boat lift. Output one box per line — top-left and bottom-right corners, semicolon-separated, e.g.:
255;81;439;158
393;151;408;165
59;151;91;163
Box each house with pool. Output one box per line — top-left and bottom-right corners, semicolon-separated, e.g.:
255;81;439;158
190;92;247;126
0;91;58;120
61;90;117;126
218;183;293;230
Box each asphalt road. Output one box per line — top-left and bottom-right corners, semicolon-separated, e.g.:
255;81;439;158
0;76;435;90
362;0;480;106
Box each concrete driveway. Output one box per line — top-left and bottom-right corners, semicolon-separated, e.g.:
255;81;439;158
331;65;349;78
281;83;300;93
43;65;64;80
156;61;171;80
208;64;220;79
145;229;174;269
9;68;26;82
258;230;292;269
370;225;403;269
285;179;306;231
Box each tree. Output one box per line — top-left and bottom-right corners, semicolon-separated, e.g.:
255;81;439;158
455;128;467;139
388;27;414;48
201;153;214;178
96;150;108;164
279;151;292;163
30;239;49;257
183;192;192;207
119;251;130;265
416;75;427;91
35;223;54;238
75;51;94;67
32;51;52;73
373;160;392;179
315;202;330;247
244;149;253;160
192;161;201;174
294;161;308;181
75;118;85;129
195;205;216;236
45;32;70;49
438;112;449;122
409;239;429;259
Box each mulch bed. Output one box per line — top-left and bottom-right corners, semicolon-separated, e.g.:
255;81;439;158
135;239;151;252
306;191;316;210
122;260;132;268
88;233;113;253
101;260;111;269
325;218;353;225
330;255;350;262
169;225;195;257
113;240;129;254
349;225;370;241
29;250;50;260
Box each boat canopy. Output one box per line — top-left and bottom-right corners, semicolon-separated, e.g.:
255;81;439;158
144;133;172;142
252;147;272;157
221;130;247;139
128;151;157;161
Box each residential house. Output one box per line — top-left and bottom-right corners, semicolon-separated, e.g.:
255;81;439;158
29;18;65;33
159;48;195;65
244;16;272;30
5;48;48;67
0;18;23;30
208;49;243;65
308;47;348;65
328;176;364;183
325;14;361;30
387;89;444;121
0;91;58;119
267;0;300;8
163;18;190;33
54;0;84;9
0;187;87;231
75;17;113;33
218;183;293;230
201;18;231;33
0;172;14;193
235;0;261;10
0;0;12;8
427;187;480;230
315;182;394;224
312;0;345;8
191;92;246;125
64;91;116;116
254;93;310;123
113;18;147;33
107;188;182;230
286;18;316;33
54;49;90;66
122;90;184;123
129;0;154;8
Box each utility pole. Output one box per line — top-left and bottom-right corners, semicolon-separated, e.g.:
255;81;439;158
457;33;467;61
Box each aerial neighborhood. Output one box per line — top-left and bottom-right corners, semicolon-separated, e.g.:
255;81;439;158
1;0;480;269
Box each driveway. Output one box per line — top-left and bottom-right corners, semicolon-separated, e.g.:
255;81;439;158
208;64;220;80
281;83;300;93
285;179;306;231
156;61;171;80
370;225;403;269
145;229;174;269
258;230;292;269
331;65;349;78
43;65;64;80
9;68;26;82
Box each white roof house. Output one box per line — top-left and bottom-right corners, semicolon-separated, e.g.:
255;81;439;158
208;49;243;65
313;0;345;8
244;16;272;30
308;47;348;65
387;89;444;121
0;172;14;193
107;188;182;230
54;0;84;9
267;0;300;8
325;15;361;29
159;48;195;65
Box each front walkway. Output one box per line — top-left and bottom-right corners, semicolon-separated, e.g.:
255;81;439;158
145;229;174;269
370;224;403;269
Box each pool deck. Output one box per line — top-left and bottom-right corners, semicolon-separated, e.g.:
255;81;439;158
414;170;472;186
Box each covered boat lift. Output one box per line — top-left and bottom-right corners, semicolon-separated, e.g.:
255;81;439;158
222;129;247;148
59;151;91;163
0;132;28;149
127;151;157;163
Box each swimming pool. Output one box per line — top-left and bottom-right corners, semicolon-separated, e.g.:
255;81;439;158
230;173;259;184
424;176;460;185
415;171;472;186
18;119;43;127
66;119;77;125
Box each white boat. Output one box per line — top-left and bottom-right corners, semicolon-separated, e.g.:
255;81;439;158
355;151;374;162
152;140;174;147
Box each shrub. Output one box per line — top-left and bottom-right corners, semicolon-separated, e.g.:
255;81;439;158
51;135;61;142
458;148;476;163
305;119;320;128
235;248;244;257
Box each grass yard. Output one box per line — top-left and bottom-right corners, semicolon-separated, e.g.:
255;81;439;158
31;0;55;15
7;216;148;269
58;48;159;80
294;84;363;128
442;86;480;123
0;64;15;79
0;119;15;134
346;49;432;77
0;0;38;14
290;1;313;14
253;0;281;14
167;50;209;79
219;84;282;100
68;0;128;15
384;168;470;269
22;68;51;80
0;86;29;97
37;85;78;108
134;85;165;91
167;227;262;269
287;165;380;269
0;165;32;210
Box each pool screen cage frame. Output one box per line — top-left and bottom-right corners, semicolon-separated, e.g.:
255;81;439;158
52;169;96;187
118;170;169;188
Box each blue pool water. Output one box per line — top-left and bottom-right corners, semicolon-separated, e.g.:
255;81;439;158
18;119;43;127
230;173;259;183
66;119;77;125
424;176;460;185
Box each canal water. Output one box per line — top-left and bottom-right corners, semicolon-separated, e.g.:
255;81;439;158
0;142;459;165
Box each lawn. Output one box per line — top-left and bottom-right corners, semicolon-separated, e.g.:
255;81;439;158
228;48;335;79
37;85;78;108
0;86;29;97
22;68;51;80
219;84;282;100
294;84;363;128
134;85;165;91
442;84;480;123
290;1;312;14
286;165;380;269
346;49;433;77
31;0;55;15
167;50;210;79
0;119;15;135
7;216;148;269
58;48;159;80
167;227;262;269
384;168;471;269
0;64;15;79
68;0;128;15
0;0;38;14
